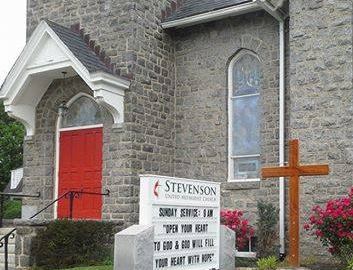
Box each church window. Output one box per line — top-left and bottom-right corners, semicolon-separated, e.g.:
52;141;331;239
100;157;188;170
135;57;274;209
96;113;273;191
228;51;261;181
61;95;103;128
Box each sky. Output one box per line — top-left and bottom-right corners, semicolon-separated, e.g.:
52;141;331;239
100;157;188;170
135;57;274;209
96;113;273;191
0;1;26;85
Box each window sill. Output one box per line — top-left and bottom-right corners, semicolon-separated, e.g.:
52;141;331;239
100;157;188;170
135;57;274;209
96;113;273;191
222;179;260;190
228;178;260;183
235;251;257;258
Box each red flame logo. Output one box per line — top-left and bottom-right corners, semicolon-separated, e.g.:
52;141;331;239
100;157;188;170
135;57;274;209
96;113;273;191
153;181;160;197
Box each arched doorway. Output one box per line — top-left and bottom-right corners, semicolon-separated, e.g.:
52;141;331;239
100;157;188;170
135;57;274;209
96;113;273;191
57;94;103;220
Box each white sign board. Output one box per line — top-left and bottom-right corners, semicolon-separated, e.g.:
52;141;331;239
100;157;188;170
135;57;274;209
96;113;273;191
139;175;220;270
11;167;23;189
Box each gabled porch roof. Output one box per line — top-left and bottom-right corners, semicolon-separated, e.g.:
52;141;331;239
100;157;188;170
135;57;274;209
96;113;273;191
0;20;130;137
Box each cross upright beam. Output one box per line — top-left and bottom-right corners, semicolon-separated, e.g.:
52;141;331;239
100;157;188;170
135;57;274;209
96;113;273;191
261;139;329;267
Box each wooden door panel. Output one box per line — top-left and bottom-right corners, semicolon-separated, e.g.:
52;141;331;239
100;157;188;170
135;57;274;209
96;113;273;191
58;127;103;220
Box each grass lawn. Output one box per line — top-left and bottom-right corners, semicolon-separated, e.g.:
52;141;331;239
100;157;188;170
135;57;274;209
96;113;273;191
61;266;113;270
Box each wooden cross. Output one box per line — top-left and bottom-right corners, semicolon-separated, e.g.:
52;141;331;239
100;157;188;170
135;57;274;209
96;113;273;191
261;139;329;267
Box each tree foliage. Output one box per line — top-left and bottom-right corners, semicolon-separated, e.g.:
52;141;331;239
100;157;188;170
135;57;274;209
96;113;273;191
0;102;25;190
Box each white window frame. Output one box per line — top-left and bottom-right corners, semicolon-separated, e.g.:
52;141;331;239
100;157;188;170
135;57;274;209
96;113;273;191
234;233;257;258
228;50;261;182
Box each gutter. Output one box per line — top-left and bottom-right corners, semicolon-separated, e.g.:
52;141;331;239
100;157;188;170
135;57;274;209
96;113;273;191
161;1;261;29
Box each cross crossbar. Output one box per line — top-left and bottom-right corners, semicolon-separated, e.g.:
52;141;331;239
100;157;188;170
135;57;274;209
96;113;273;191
262;164;329;178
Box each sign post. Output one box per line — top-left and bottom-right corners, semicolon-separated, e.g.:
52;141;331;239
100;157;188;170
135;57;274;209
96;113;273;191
139;175;221;270
261;139;329;267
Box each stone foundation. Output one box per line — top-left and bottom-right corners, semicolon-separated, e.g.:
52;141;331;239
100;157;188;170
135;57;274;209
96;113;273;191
15;225;46;269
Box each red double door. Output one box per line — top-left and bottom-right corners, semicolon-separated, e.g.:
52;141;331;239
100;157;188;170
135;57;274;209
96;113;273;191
58;127;103;220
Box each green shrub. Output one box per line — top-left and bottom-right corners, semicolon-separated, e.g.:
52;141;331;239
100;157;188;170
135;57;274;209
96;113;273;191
256;256;278;270
31;220;118;269
256;201;279;258
3;199;21;219
235;257;257;267
347;257;353;270
301;255;317;267
0;102;25;191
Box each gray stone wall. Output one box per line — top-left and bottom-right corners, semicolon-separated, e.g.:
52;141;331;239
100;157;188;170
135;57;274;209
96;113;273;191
173;12;281;220
288;0;353;261
15;225;46;269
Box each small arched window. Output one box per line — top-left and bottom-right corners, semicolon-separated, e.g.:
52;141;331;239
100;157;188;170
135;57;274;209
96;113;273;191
61;95;103;128
228;51;261;181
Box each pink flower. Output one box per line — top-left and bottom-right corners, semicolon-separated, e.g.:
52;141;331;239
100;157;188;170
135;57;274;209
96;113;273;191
304;186;353;255
221;208;254;250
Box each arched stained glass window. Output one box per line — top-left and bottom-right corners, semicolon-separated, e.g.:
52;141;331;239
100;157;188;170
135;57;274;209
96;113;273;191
228;51;261;181
61;95;102;128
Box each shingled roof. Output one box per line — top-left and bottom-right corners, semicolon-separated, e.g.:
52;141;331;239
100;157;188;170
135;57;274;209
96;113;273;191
163;0;252;22
45;20;115;75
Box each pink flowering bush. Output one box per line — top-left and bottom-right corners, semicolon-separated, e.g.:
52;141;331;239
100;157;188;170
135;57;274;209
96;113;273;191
221;209;255;250
304;188;353;263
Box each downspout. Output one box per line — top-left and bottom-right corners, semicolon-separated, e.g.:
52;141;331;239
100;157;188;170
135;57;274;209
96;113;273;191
255;0;287;257
279;19;286;258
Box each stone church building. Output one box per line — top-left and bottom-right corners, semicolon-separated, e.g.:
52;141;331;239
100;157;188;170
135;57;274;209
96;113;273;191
0;0;352;262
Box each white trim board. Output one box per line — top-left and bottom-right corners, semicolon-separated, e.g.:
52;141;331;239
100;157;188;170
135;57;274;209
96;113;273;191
59;124;103;132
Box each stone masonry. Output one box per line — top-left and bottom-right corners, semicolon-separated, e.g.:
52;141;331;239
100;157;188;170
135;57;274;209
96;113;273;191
288;0;353;259
21;0;353;263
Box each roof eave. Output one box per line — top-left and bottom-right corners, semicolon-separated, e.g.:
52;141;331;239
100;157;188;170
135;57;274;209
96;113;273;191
161;1;262;29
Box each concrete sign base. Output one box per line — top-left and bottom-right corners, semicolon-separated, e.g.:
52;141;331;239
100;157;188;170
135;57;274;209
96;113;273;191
114;225;154;270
